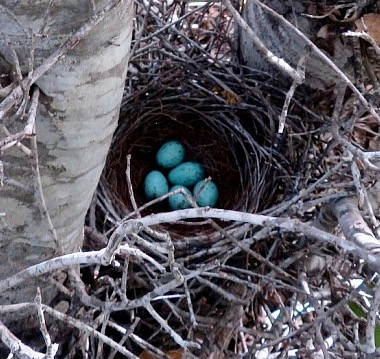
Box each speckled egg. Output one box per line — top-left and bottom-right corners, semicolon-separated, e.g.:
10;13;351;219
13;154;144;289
168;161;205;187
144;170;169;200
193;180;219;207
156;141;186;168
168;185;192;210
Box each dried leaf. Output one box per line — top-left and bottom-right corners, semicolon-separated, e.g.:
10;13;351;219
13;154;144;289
212;85;242;105
139;349;184;359
317;24;331;39
355;13;380;45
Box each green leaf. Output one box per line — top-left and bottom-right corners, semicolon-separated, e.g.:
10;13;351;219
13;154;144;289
375;326;380;348
348;301;366;318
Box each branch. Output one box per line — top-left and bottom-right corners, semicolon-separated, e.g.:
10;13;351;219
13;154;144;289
35;287;57;359
115;208;380;270
0;245;164;294
1;207;379;295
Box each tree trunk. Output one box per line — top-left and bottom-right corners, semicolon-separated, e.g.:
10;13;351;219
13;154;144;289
0;0;133;311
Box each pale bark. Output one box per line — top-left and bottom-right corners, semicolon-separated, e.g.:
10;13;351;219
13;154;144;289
0;0;133;308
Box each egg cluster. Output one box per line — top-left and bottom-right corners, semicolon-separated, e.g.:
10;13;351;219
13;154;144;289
143;141;219;210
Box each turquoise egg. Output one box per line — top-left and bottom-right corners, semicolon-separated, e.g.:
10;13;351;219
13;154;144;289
144;170;169;200
168;185;192;210
193;180;219;207
168;161;205;187
156;141;186;168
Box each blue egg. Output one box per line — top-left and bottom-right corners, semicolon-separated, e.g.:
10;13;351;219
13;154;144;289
168;185;192;210
193;180;219;207
168;161;205;187
144;170;169;200
156;141;186;168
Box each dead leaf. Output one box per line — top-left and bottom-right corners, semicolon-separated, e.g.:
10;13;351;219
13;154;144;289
212;85;242;105
317;24;331;39
355;13;380;45
139;349;184;359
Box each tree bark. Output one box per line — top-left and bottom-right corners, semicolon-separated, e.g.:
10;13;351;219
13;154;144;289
0;0;133;310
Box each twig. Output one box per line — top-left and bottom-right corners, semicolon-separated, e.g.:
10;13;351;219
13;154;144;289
0;160;3;186
278;51;308;133
162;231;184;282
95;310;111;359
350;154;365;208
0;85;39;151
343;31;380;57
125;154;139;217
41;304;140;359
145;301;200;349
197;276;247;304
35;287;57;359
0;243;164;294
0;125;31;154
362;280;380;354
28;88;63;255
108;318;141;359
183;280;197;327
333;125;380;171
263;160;346;216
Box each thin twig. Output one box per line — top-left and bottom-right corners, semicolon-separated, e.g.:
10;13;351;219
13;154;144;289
363;280;380;354
145;301;200;349
28;88;63;255
278;51;308;133
35;287;56;359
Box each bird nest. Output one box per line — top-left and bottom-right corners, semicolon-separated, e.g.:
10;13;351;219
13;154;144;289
97;0;324;242
96;0;325;242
